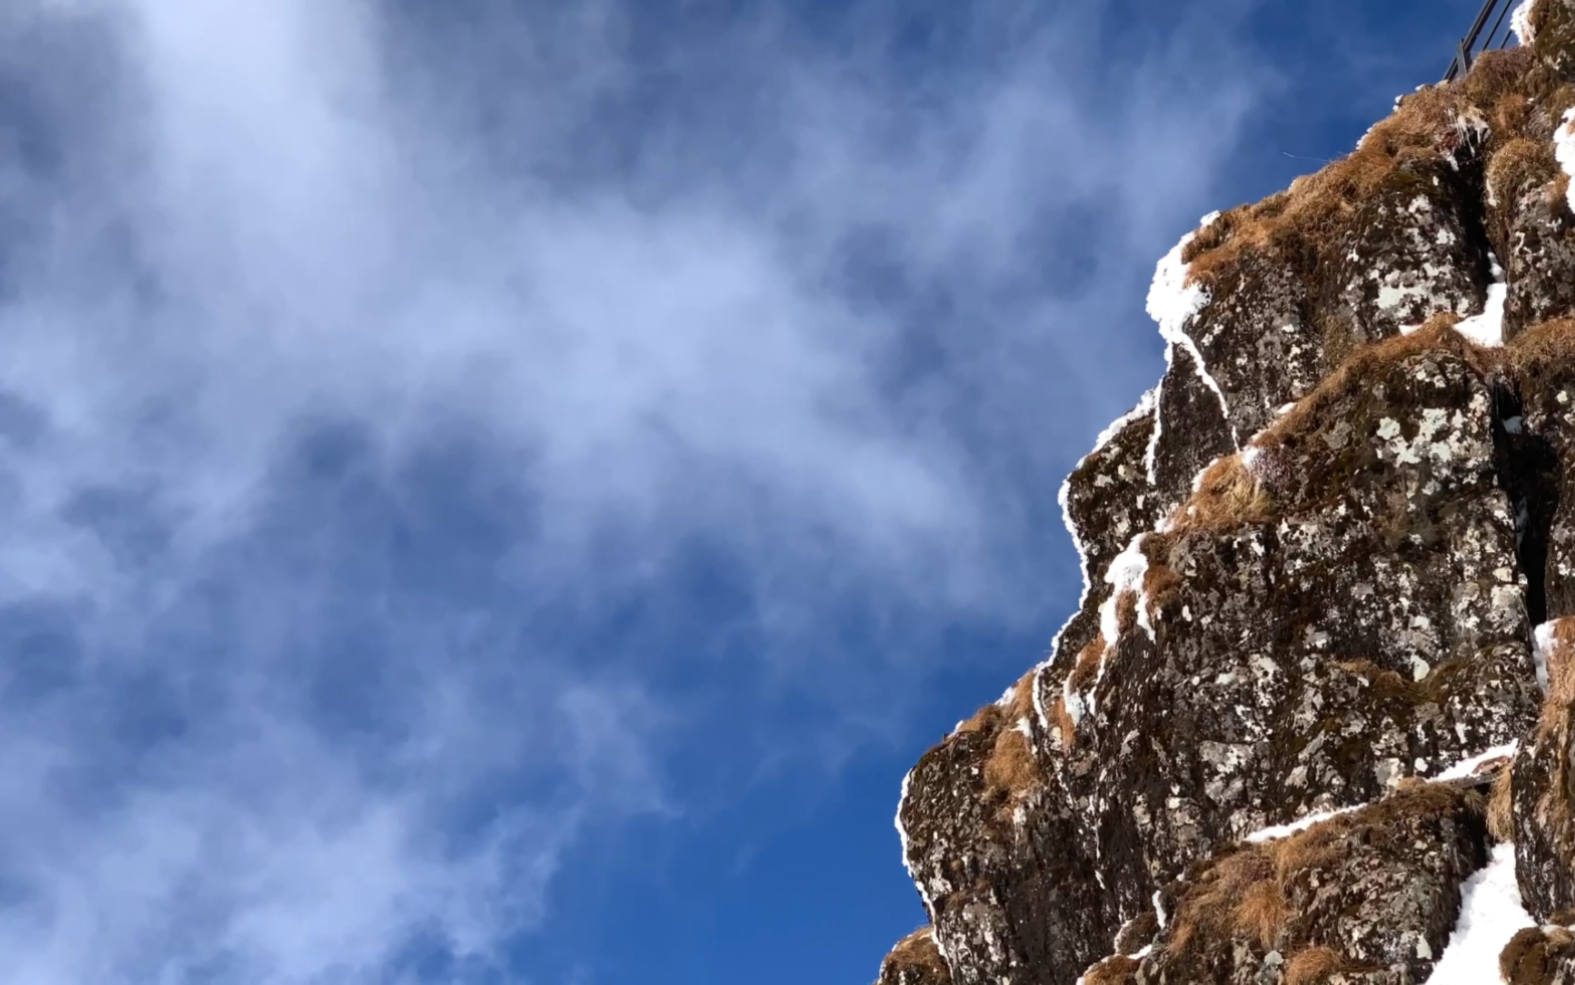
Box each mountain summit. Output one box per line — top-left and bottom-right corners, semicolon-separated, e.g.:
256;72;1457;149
877;2;1575;982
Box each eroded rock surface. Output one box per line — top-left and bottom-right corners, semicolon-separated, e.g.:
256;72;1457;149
1122;782;1490;985
876;9;1575;984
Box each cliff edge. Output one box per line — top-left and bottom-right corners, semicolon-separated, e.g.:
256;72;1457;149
877;2;1575;983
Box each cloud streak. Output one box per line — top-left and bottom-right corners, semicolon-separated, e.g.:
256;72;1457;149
0;0;1272;980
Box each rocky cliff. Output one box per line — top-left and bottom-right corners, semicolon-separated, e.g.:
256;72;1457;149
876;3;1575;983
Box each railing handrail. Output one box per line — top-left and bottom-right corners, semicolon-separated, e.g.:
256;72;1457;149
1444;0;1523;81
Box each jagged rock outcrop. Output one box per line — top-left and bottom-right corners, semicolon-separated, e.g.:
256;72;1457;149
876;5;1575;984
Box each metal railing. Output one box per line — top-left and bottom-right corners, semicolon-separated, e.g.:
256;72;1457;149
1444;0;1523;81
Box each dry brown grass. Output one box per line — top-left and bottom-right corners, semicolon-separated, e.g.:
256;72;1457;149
953;701;1000;735
1487;137;1560;204
1143;560;1183;614
1182;86;1473;288
1232;879;1289;949
884;926;950;982
1493;91;1533;137
953;668;1054;808
1510;317;1575;384
1490;765;1516;843
1530;0;1555;36
1283;946;1345;985
954;668;1036;736
1501;926;1575;985
1167;783;1476;963
1165;454;1274;533
1047;693;1077;750
1079;954;1139;985
1068;633;1107;694
1464;47;1540;113
999;668;1039;724
982;726;1038;802
1548;618;1575;711
1182;48;1541;290
1256;317;1509;460
1553;172;1573;213
1522;619;1575;854
1167;846;1275;955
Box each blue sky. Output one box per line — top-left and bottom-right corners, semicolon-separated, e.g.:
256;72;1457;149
0;1;1492;982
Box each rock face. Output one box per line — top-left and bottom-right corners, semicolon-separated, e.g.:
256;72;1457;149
875;8;1575;984
1515;618;1575;921
1128;781;1491;985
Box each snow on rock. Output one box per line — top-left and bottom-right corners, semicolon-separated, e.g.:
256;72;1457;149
1243;804;1362;843
1055;385;1161;657
1100;535;1152;645
875;49;1575;985
1557;109;1575;217
1092;387;1159;456
1513;0;1539;46
1428;843;1537;984
1145;214;1235;450
1144;222;1209;343
1433;742;1519;780
1537;620;1560;693
1453;253;1508;346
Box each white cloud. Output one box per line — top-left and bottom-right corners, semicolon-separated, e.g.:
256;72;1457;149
0;0;1271;980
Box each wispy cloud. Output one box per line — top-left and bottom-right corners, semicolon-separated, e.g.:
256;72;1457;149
0;0;1271;980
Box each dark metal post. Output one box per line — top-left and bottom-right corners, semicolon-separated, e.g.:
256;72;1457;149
1444;0;1521;81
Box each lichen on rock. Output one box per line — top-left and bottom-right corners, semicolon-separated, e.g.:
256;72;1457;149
873;8;1575;983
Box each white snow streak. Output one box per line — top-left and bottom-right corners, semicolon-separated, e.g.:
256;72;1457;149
1429;843;1536;984
1143;213;1228;482
1145;213;1236;454
1142;356;1170;485
896;768;953;966
1433;742;1518;781
1244;805;1361;844
1246;742;1515;845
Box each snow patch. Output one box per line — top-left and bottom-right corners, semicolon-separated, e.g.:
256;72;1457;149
1063;536;1155;722
1535;620;1560;693
1512;0;1538;46
1556;109;1575;217
1101;535;1153;646
1453;253;1507;347
1428;843;1536;984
